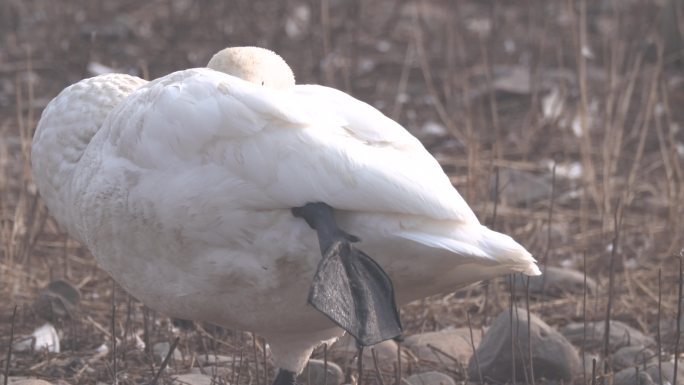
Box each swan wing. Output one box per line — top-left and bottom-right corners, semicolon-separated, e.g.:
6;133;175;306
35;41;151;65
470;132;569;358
98;69;477;223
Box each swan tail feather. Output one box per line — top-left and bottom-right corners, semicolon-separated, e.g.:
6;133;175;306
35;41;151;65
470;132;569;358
396;225;541;276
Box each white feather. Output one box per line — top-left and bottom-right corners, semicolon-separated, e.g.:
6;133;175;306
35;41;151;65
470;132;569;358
32;47;539;373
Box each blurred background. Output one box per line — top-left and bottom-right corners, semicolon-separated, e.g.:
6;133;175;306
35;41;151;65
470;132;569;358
1;0;683;384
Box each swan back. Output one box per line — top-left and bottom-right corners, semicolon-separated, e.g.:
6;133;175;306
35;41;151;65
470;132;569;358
31;74;146;239
207;47;295;90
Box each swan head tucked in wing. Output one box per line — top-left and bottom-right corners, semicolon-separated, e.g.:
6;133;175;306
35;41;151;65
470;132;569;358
207;46;295;90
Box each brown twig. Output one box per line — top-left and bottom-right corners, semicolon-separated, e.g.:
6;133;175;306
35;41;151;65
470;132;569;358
657;268;663;385
3;306;17;385
510;274;517;385
673;253;683;385
525;276;534;385
264;337;269;385
371;349;385;385
467;311;483;385
323;343;328;385
253;333;260;385
149;337;179;385
603;199;623;369
395;338;402;385
111;280;118;385
540;162;556;309
357;346;364;385
426;343;460;363
583;251;588;385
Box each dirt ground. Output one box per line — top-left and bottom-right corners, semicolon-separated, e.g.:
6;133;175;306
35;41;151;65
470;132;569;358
1;0;683;384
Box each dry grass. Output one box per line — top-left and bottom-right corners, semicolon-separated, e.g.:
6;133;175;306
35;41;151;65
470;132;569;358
1;0;683;384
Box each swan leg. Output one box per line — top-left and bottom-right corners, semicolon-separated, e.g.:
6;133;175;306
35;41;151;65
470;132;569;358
291;202;402;346
273;369;296;385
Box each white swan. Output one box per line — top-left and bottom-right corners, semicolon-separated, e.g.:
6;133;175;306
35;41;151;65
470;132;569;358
32;46;540;381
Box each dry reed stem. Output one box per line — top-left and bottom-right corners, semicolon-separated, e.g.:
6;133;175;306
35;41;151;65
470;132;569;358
412;14;465;145
673;254;683;385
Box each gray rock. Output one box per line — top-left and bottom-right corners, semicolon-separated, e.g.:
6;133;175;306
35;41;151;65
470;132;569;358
193;355;238;378
613;367;655;385
403;328;480;365
329;335;407;368
153;341;182;363
491;169;552;206
172;373;213;385
645;361;684;385
297;359;344;385
612;346;654;371
0;379;53;385
514;266;598;297
656;317;684;348
468;307;580;382
562;321;655;353
405;371;455;385
196;354;237;366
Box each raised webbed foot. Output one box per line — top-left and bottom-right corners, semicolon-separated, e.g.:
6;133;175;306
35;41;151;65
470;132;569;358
292;202;402;346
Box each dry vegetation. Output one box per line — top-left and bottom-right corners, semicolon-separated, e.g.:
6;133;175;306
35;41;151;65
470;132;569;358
1;0;683;384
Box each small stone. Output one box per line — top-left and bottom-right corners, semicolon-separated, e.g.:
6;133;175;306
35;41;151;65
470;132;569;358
196;354;236;366
13;323;60;353
613;367;655;385
612;346;654;371
153;341;182;363
645;361;684;385
405;371;455;385
403;328;480;365
297;359;344;385
329;335;407;368
468;307;580;382
172;373;213;385
514;266;598;297
561;321;655;353
1;379;54;385
656;317;684;345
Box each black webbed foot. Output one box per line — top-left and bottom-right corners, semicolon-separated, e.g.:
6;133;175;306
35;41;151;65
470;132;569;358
292;202;402;346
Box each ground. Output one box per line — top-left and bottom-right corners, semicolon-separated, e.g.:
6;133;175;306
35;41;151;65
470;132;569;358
0;0;683;384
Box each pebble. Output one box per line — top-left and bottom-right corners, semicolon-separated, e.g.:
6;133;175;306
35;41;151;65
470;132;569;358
514;266;597;297
613;367;655;385
196;354;237;366
405;371;455;385
153;341;182;363
656;317;684;344
403;327;479;365
645;361;684;385
561;321;655;353
0;378;54;385
297;359;344;385
468;307;580;382
329;335;407;368
172;373;214;385
611;346;654;371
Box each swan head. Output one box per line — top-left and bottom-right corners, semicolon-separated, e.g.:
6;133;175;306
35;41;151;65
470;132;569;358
207;47;295;90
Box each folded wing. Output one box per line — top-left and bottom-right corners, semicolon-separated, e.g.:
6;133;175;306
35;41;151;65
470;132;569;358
99;69;479;224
